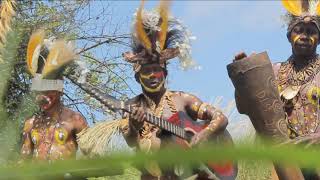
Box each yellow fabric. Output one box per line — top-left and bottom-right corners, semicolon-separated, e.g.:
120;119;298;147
307;86;320;106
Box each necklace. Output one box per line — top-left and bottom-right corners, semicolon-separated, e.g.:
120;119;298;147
277;56;320;137
34;107;63;160
140;91;168;139
278;55;320;87
143;91;168;118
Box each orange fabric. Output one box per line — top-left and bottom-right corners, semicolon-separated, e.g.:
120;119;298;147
208;162;235;177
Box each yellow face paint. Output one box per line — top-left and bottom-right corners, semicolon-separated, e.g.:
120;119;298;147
293;35;315;46
139;76;165;93
139;71;165;93
310;37;315;45
293;35;301;44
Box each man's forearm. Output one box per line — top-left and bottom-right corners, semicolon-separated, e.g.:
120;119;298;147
197;103;228;133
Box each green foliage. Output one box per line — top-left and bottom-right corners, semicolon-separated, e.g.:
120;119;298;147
237;161;271;180
5;1;133;124
0;0;134;165
0;28;25;164
1;144;320;179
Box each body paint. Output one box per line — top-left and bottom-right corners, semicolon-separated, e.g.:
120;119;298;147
54;128;68;145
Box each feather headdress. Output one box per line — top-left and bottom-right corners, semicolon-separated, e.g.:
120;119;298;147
0;0;16;49
123;0;196;72
0;0;16;62
26;30;77;92
282;0;320;37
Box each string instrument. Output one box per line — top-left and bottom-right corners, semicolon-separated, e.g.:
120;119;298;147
68;74;237;179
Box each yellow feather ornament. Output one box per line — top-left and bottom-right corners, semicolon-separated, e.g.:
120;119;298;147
136;0;152;52
158;0;170;51
26;30;45;76
282;0;303;16
0;0;16;47
42;40;77;79
317;1;320;15
0;0;16;62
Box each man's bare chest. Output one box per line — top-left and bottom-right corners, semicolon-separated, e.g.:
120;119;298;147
30;118;73;147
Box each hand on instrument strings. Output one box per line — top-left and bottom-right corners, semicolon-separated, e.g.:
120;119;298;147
129;106;147;130
190;128;211;147
281;132;320;148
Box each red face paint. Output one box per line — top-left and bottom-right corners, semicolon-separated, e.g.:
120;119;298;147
153;71;164;79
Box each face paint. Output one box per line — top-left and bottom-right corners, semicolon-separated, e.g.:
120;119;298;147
35;91;60;110
140;71;164;79
139;76;165;93
36;95;52;110
293;34;315;46
138;64;166;93
139;71;165;93
293;35;301;44
310;37;315;45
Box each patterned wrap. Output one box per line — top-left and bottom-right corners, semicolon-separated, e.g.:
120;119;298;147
274;57;320;138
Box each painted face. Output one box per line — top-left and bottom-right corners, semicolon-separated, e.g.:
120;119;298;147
35;91;61;111
290;22;319;56
138;63;166;93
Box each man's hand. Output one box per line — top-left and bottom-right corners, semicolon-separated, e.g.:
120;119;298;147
129;106;147;130
190;128;211;147
234;51;247;62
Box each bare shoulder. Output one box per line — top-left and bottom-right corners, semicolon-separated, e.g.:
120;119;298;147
62;107;86;123
62;107;88;132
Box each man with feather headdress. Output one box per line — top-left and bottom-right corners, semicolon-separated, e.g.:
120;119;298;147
121;1;237;179
234;0;320;179
20;30;88;162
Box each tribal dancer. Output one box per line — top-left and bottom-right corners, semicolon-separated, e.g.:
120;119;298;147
121;1;237;179
234;0;320;179
20;30;88;161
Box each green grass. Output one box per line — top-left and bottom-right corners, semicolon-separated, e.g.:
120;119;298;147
89;166;140;180
90;161;271;180
237;161;271;180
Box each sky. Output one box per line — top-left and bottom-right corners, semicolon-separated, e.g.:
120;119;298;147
90;1;294;110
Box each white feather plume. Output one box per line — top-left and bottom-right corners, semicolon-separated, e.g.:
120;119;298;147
308;0;319;16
